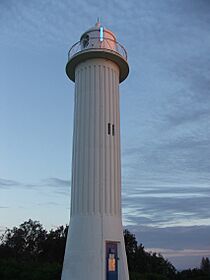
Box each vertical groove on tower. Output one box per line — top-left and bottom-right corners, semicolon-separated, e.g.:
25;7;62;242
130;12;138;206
83;66;87;213
79;68;83;214
108;67;111;214
93;65;96;213
71;72;77;216
81;68;85;214
86;66;90;213
110;68;114;215
113;69;116;215
78;69;81;214
96;64;100;213
97;65;103;214
116;71;120;216
117;81;122;215
110;65;112;215
112;70;117;215
102;64;105;214
89;64;92;213
87;65;92;213
115;72;120;216
104;65;108;215
75;71;79;214
74;69;80;214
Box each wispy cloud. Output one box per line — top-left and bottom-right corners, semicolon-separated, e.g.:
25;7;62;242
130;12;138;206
0;177;70;193
122;180;210;229
128;225;210;251
0;0;95;49
0;178;20;189
148;248;210;258
146;247;210;269
42;177;70;188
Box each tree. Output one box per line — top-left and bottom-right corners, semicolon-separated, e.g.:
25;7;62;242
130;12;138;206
0;220;65;280
124;229;138;271
200;257;210;274
0;219;47;261
41;225;68;263
124;229;176;278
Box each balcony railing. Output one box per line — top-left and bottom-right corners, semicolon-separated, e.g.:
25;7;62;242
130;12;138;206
68;37;127;61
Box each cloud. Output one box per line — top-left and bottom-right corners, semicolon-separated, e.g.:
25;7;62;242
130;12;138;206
118;0;210;192
0;177;70;193
127;225;210;251
149;248;210;258
36;201;60;206
146;247;210;270
42;177;70;188
122;180;210;230
0;0;97;49
41;178;70;195
0;178;20;189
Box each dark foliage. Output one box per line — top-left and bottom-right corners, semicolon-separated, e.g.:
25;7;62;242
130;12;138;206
0;220;67;280
176;257;210;280
0;219;68;264
0;220;209;280
200;257;210;274
0;259;61;280
124;229;176;279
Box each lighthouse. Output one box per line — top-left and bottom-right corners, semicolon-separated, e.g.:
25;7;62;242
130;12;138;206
61;21;129;280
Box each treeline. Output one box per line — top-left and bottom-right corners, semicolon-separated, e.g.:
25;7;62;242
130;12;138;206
0;219;209;280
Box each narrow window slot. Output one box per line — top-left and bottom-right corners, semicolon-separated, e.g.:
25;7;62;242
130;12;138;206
112;124;115;136
108;123;111;135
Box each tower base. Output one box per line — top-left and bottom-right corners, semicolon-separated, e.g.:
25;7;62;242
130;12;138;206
61;215;129;280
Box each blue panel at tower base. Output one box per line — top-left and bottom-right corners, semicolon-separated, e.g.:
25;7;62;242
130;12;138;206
106;242;118;280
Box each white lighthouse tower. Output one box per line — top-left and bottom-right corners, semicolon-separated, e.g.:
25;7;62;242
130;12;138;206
62;21;129;280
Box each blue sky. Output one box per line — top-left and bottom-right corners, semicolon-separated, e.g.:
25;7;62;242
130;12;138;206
1;0;210;270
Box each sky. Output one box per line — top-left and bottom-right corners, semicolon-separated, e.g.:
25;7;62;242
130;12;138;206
0;0;210;270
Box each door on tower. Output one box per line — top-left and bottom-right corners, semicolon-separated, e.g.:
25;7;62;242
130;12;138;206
106;242;118;280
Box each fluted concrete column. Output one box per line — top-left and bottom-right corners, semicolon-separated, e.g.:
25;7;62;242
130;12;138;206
71;59;121;217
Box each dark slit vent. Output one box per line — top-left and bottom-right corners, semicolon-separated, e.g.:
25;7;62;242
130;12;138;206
112;124;115;136
108;123;111;135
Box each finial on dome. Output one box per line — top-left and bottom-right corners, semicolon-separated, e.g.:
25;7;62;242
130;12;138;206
95;17;101;27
